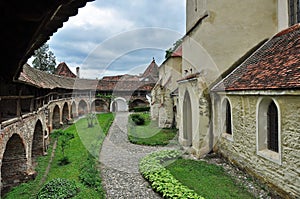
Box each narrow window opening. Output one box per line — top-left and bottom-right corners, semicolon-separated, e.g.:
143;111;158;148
267;101;279;152
289;0;300;26
226;101;232;135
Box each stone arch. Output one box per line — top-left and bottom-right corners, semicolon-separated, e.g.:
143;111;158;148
62;102;69;124
71;101;77;118
110;97;128;112
256;97;281;164
111;101;117;112
221;97;233;137
52;105;60;129
32;120;44;160
183;90;192;146
91;99;108;112
1;134;27;196
78;100;88;116
129;99;148;109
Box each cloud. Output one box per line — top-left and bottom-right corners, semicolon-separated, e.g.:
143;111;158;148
64;3;135;32
45;0;185;79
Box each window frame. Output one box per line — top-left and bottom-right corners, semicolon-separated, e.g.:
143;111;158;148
289;0;300;26
256;97;281;165
221;97;233;141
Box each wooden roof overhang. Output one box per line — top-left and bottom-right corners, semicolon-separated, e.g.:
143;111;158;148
0;0;94;81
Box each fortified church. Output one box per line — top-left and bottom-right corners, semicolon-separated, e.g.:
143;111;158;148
151;1;299;198
0;0;298;198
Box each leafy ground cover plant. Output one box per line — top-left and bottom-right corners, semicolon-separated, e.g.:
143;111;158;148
36;178;79;199
139;150;204;199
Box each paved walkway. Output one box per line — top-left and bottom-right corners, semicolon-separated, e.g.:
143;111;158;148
99;112;180;199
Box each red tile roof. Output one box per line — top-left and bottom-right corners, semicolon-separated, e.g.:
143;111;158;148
141;58;159;80
54;62;77;78
171;45;182;57
18;64;98;90
102;74;139;81
212;23;300;92
18;64;155;92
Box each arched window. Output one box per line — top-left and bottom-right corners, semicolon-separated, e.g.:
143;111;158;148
267;101;279;152
225;100;232;135
257;98;281;164
222;98;233;140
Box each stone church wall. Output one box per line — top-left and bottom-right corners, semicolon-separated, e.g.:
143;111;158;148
213;94;300;198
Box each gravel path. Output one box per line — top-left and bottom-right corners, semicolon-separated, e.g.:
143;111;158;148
99;112;180;199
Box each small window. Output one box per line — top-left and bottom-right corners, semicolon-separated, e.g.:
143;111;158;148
267;101;279;152
222;98;233;141
226;101;232;135
257;98;281;164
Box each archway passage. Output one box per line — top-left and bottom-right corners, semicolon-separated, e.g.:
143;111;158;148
32;120;44;161
111;98;127;112
111;101;117;112
78;100;88;116
91;99;108;112
183;91;192;146
1;134;28;197
62;102;69;124
52;105;60;129
129;99;148;110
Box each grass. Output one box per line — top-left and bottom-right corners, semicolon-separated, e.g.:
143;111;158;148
127;112;177;146
165;158;255;199
4;113;114;199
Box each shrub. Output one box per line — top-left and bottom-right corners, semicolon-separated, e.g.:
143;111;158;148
129;106;150;112
79;154;103;193
58;156;70;166
139;150;205;199
37;178;79;199
130;114;145;125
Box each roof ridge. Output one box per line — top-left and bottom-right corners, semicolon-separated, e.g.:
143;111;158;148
274;23;300;37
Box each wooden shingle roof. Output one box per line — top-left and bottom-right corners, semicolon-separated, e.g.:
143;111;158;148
18;64;155;92
18;64;97;90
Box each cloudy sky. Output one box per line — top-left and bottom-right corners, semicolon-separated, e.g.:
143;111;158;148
40;0;186;79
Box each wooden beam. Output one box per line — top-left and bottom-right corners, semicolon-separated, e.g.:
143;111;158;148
0;95;35;100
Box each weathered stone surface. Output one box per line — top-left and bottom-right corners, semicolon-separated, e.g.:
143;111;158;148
100;112;180;198
214;94;300;198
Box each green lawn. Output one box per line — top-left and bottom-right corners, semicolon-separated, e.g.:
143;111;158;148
165;158;255;199
5;113;114;199
127;112;177;146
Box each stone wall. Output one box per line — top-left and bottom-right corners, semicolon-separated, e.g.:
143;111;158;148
151;56;181;128
0;109;48;196
178;76;212;158
213;93;300;198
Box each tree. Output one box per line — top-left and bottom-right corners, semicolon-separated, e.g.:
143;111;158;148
87;113;97;128
32;43;56;73
165;38;183;59
51;129;74;165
